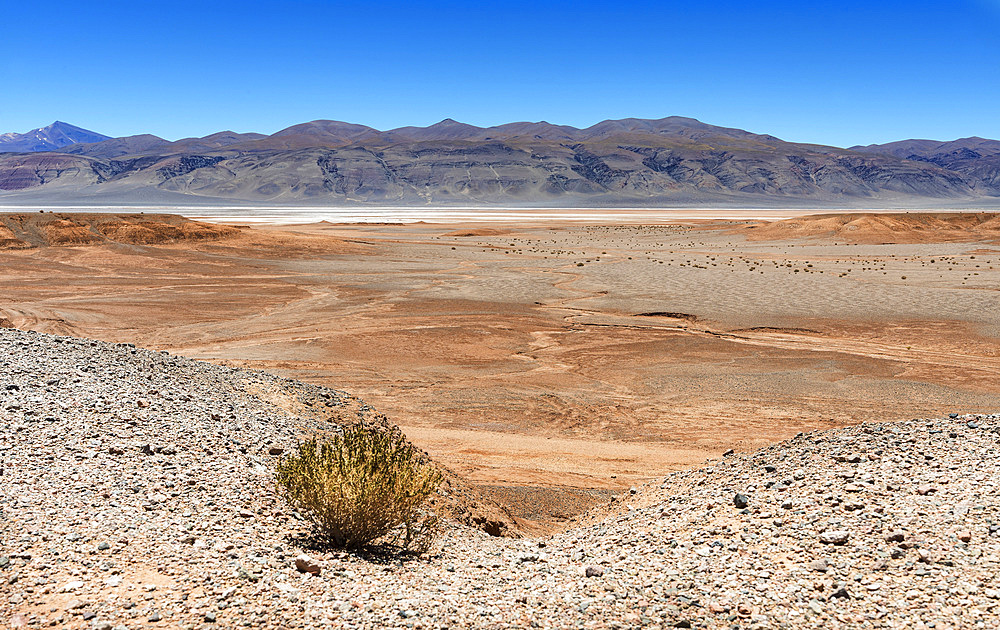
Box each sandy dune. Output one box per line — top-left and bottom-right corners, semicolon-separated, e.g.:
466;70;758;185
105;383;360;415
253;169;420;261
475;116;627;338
741;211;1000;243
2;211;999;525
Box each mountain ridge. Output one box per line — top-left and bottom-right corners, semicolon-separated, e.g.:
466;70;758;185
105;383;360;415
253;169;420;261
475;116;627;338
1;117;998;206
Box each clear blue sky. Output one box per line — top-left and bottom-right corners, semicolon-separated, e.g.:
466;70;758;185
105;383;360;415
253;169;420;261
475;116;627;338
1;0;998;146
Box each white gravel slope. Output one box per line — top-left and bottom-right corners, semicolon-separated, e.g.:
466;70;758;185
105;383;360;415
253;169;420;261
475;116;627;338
2;328;999;629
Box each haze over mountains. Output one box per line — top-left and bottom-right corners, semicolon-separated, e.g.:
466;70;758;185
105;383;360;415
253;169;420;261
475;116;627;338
1;118;998;207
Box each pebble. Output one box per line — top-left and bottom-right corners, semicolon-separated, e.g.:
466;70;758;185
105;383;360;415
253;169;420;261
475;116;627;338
808;559;829;572
831;583;850;599
295;554;322;575
819;530;850;545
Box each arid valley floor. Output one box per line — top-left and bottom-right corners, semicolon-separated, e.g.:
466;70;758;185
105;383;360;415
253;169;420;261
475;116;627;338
2;210;999;529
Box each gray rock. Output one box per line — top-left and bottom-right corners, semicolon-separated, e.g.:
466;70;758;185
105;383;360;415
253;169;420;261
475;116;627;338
808;559;829;572
819;530;850;545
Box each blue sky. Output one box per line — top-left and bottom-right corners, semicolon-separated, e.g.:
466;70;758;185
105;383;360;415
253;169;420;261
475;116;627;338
1;0;998;146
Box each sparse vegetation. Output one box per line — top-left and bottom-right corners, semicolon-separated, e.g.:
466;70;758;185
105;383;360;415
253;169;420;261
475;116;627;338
276;427;442;551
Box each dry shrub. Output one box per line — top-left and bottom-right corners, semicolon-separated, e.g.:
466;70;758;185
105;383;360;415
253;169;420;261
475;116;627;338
276;427;442;551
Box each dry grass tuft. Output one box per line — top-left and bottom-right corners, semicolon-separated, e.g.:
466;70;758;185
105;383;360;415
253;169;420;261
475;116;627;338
276;427;442;552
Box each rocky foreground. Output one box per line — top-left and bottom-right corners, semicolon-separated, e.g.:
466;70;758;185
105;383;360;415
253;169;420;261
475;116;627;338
3;328;1000;629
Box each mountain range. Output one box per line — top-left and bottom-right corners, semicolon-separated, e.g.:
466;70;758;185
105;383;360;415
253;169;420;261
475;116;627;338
1;118;998;206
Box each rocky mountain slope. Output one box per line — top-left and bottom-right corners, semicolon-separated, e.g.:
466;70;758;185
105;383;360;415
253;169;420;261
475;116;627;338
854;137;1000;198
0;122;110;153
1;118;998;206
3;327;1000;628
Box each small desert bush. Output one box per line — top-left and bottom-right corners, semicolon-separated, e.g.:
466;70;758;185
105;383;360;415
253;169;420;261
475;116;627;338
276;426;442;551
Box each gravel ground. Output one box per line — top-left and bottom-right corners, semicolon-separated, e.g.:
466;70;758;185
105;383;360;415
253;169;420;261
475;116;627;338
3;327;1000;629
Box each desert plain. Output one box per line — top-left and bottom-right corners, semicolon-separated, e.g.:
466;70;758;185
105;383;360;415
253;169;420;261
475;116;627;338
2;209;1000;529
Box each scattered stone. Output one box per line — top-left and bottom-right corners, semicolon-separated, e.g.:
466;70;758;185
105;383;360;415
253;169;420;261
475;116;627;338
808;559;829;572
819;530;850;545
4;328;1000;629
733;493;749;509
295;554;321;575
831;583;850;599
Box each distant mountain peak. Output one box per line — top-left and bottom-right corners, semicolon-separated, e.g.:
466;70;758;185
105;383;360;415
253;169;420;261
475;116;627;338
0;121;111;153
427;118;478;129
